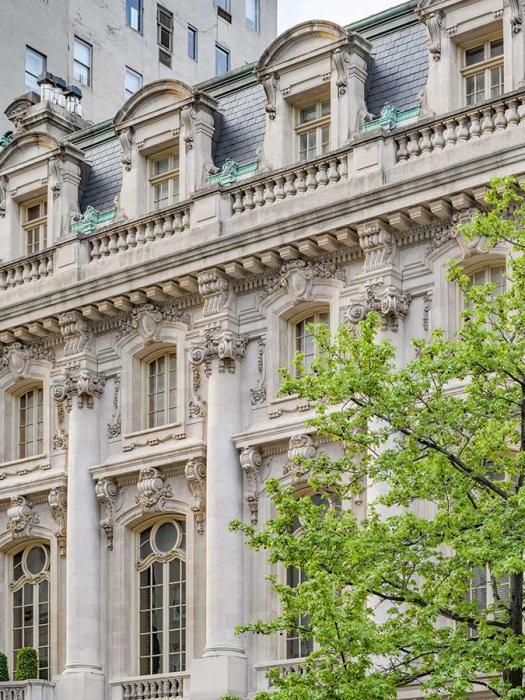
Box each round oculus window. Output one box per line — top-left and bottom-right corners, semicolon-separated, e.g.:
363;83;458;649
154;521;179;554
25;545;47;576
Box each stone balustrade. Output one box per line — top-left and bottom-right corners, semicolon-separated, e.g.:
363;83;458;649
87;203;191;263
111;673;188;699
394;92;525;162
230;154;348;215
0;680;55;700
0;251;54;291
255;658;307;692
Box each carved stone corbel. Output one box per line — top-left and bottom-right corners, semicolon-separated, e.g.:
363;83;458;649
48;156;63;198
344;285;411;332
332;48;350;95
185;458;206;534
0;175;8;217
357;220;398;272
262;73;279;120
7;496;39;538
118;127;133;171
59;311;91;356
417;7;444;61
48;486;67;557
198;268;233;317
239;447;262;523
510;0;522;32
136;466;173;512
95;478;119;550
283;434;316;485
181;106;196;150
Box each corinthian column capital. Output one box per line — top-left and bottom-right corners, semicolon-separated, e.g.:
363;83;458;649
190;328;248;375
51;368;105;410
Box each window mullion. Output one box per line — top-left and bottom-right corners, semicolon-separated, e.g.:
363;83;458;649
163;561;170;674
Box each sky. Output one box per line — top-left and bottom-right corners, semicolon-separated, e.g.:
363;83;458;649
278;0;401;32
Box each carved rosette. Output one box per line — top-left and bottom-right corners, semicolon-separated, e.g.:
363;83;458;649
198;269;233;317
95;478;119;550
191;329;248;375
185;458;206;534
283;434;316;485
51;369;105;410
345;285;411;332
239;447;262;524
48;486;67;557
7;496;39;538
136;467;173;512
59;311;91;356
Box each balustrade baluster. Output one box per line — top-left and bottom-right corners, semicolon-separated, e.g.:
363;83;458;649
136;223;146;246
0;270;7;290
182;208;190;229
396;134;408;161
173;211;184;232
243;187;255;209
327;158;340;183
263;180;276;204
468;110;481;138
123;683;132;699
163;214;174;237
30;260;39;281
117;229;128;251
444;119;457;148
154;217;164;239
254;184;265;206
456;115;470;143
295;169;307;193
338;155;348;180
316;162;329;187
305;166;317;190
145;221;155;243
90;237;101;260
22;262;31;284
14;265;23;286
419;127;432;155
108;232;119;254
407;132;421;158
274;175;285;199
99;235;109;256
127;225;138;247
431;123;445;151
481;106;494;136
232;190;244;214
284;172;296;197
506;98;520;127
494;102;507;131
6;268;15;288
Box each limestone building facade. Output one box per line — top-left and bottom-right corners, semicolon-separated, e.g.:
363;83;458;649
0;0;277;134
0;0;521;698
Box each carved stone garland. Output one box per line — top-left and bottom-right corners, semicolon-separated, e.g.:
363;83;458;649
239;447;262;524
184;458;206;534
95;478;119;550
107;375;122;439
48;486;67;557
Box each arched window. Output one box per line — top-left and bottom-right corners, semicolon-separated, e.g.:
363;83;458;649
17;387;43;459
292;309;329;375
145;351;177;429
469;263;506;297
137;518;186;675
11;543;50;679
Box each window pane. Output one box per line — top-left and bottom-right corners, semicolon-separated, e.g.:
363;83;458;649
299;104;317;125
74;61;90;86
153;157;170;176
465;44;485;66
246;0;258;29
217;0;230;9
490;65;504;97
491;39;503;58
74;38;91;66
321;126;330;154
466;72;485;106
155;522;178;554
126;0;142;31
125;67;142;97
188;26;198;60
215;45;230;76
25;47;46;92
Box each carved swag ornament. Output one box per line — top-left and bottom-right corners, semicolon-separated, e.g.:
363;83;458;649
262;258;346;302
239;447;262;524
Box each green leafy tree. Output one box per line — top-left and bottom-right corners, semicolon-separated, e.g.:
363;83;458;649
232;178;525;699
0;652;9;682
14;647;38;681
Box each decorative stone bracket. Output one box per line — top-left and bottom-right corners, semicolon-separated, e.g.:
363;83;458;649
345;285;412;332
357;220;397;273
261;73;279;120
185;458;206;534
262;258;346;303
95;478;120;550
48;486;67;557
59;310;91;356
239;447;262;524
7;496;39;538
51;369;105;410
283;434;316;485
190;328;248;375
136;466;173;513
198;268;233;317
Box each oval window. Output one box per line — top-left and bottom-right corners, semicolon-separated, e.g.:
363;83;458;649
25;545;47;576
154;521;178;554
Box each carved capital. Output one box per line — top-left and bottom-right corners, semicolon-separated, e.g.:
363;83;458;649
7;496;39;538
51;369;105;410
185;458;206;534
190;328;248;375
345;285;411;332
283;434;316;485
48;486;67;557
240;447;262;524
136;467;172;512
95;478;119;550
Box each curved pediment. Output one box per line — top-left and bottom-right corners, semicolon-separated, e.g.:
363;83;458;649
0;131;60;170
256;20;349;73
114;79;196;127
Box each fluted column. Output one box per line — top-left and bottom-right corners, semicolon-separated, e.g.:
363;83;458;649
52;368;105;700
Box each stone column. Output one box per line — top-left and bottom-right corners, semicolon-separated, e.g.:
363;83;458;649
190;327;248;700
52;368;105;700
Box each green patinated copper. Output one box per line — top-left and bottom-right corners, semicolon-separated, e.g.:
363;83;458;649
362;103;421;133
70;206;116;235
0;132;14;149
208;158;258;186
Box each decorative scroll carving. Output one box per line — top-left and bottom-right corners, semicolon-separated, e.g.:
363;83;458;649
0;175;7;217
417;6;443;61
116;303;191;343
263;258;346;302
190;328;248;375
107;375;122;438
510;0;523;32
181;106;196;149
51;369;105;410
0;343;55;379
48;486;67;557
250;336;267;406
198;269;233;317
118;127;133;171
95;478;119;550
240;447;262;524
189;362;207;418
358;221;397;272
185;458;206;534
283;434;316;485
332;48;350;95
59;311;90;356
48;156;63;198
262;73;279;119
52;399;68;450
345;285;411;332
136;466;173;512
7;496;39;538
423;291;432;332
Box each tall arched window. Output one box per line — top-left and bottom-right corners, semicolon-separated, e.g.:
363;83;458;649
137;518;186;675
145;351;177;429
18;387;44;459
11;543;50;679
469;263;506;297
292;309;329;375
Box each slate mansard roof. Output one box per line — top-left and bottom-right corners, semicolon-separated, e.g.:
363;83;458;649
72;1;429;214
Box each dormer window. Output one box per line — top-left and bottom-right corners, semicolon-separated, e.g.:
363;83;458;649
296;99;330;162
22;197;47;255
463;36;503;106
149;150;179;211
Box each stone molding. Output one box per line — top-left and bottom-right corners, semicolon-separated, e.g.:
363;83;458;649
190;328;248;375
345;285;412;332
51;369;105;410
115;302;191;344
283;434;316;485
135;466;173;512
184;458;206;534
239;447;262;524
95;478;119;550
0;342;55;378
48;486;67;557
7;495;39;538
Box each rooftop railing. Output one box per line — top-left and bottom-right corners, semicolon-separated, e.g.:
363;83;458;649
0;250;54;291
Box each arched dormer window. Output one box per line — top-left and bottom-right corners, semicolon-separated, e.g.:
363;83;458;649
11;542;50;679
137;518;186;675
17;385;44;459
145;349;177;429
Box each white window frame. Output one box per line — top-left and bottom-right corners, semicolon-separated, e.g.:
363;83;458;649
215;44;230;76
188;25;198;61
157;5;173;55
25;47;46;93
73;36;92;87
461;34;504;106
17;385;44;459
290;308;330;376
22;196;48;256
148;150;180;213
295;98;331;163
125;66;143;99
144;349;178;429
136;518;187;675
